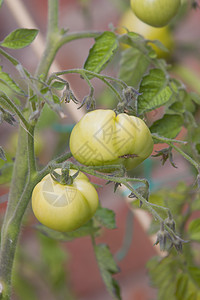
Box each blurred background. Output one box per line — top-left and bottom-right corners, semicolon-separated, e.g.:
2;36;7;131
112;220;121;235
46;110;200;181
0;0;200;299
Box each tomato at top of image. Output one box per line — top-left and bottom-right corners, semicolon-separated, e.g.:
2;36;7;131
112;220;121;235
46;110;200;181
69;109;154;171
118;8;174;58
130;0;181;28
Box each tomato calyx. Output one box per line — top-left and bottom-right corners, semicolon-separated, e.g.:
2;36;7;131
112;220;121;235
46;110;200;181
152;147;177;168
78;90;96;111
115;86;140;115
50;167;79;185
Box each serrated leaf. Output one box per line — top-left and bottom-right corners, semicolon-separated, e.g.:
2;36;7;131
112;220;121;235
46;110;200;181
35;220;100;241
118;32;146;47
94;207;116;229
0;28;38;49
0;67;25;95
119;48;150;88
94;244;121;300
84;31;118;78
137;69;173;114
0;146;6;161
188;219;200;242
150;114;183;142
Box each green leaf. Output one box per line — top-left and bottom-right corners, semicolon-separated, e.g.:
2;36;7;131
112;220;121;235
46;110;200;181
51;81;66;90
190;91;200;106
84;31;118;78
188;266;200;288
38;233;68;292
119;48;150;88
137;69;174;114
0;0;3;8
94;207;116;229
0;146;6;161
175;274;188;300
147;255;178;300
0;28;38;49
188;219;200;242
35;104;58;130
0;66;25;95
94;244;121;300
52;94;60;104
150;40;169;53
150;114;183;142
35;220;100;241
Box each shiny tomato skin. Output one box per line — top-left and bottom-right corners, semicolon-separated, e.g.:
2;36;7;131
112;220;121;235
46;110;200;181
32;169;99;232
130;0;180;28
69;110;153;170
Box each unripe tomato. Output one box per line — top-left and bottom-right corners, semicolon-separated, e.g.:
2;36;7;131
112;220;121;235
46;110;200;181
130;0;181;28
32;169;99;232
118;9;174;58
69;109;153;170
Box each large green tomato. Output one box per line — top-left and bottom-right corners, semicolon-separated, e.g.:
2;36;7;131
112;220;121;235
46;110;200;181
32;169;99;232
69;110;153;170
130;0;181;28
118;9;174;58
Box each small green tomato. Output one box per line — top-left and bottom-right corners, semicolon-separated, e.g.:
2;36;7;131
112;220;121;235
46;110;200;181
130;0;181;28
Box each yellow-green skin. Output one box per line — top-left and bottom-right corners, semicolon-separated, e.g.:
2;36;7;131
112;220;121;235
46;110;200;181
118;9;174;58
32;169;99;232
69;110;154;170
130;0;180;28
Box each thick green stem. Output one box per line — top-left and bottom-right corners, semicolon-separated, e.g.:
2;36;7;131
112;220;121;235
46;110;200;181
1;126;28;229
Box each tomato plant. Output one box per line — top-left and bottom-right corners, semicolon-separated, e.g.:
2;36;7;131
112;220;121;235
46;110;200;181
70;109;153;169
0;0;200;300
130;0;181;27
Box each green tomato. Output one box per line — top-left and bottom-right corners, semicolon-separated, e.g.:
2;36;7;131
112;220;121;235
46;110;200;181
69;109;153;170
130;0;181;27
118;9;174;58
32;169;99;232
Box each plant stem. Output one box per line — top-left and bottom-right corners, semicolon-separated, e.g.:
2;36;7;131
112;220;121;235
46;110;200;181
49;68;128;88
0;126;28;300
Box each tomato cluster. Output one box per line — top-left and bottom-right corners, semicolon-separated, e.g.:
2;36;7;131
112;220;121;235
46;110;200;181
32;110;153;232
